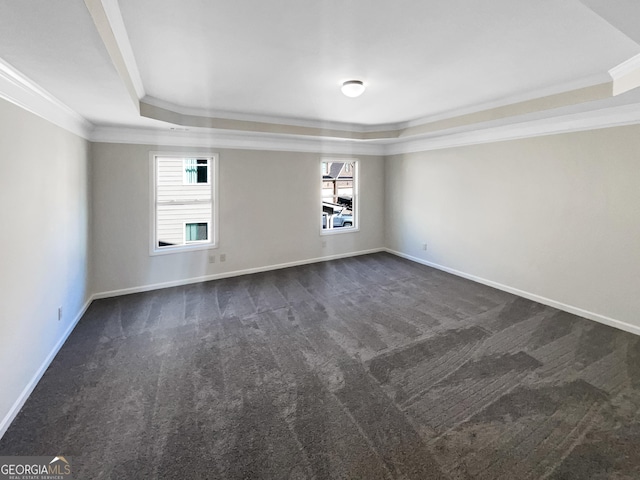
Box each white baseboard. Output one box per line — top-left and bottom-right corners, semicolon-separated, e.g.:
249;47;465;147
6;246;633;441
386;248;640;337
0;295;95;440
94;248;386;299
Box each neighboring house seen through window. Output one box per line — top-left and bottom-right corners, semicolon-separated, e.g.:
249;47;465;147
151;153;218;254
321;160;357;233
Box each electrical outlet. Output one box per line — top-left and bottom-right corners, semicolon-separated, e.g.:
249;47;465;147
422;243;428;251
208;254;215;264
220;253;226;262
58;307;62;321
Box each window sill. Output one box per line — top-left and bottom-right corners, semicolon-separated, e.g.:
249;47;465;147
320;227;360;236
150;243;218;256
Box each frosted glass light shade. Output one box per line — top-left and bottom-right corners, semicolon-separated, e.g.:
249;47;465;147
341;80;365;97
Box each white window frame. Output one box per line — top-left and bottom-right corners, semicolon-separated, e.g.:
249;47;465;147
320;158;359;236
150;151;219;256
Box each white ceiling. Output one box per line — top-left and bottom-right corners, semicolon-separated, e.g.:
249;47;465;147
0;0;639;135
120;0;638;125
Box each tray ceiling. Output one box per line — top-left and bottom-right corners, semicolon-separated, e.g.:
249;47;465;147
0;0;639;144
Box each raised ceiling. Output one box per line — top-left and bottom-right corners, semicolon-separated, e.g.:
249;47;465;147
120;0;638;125
0;0;639;144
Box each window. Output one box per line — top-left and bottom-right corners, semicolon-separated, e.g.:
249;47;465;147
185;222;208;243
151;153;218;254
184;158;209;184
321;160;357;233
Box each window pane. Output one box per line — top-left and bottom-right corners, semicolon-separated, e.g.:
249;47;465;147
196;159;208;183
184;158;197;183
155;155;214;251
321;161;356;231
184;158;208;184
186;222;208;242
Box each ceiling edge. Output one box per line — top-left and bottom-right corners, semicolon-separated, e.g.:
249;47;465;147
2;54;640;157
403;73;612;127
609;53;640;95
385;102;640;156
141;95;403;134
0;57;93;139
138;80;619;142
99;0;145;98
89;126;386;156
139;75;614;139
139;101;399;141
83;0;144;110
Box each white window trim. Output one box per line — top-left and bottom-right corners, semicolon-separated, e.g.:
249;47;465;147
182;157;211;185
149;151;219;256
320;158;359;236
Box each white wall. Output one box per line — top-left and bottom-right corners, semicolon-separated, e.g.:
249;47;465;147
91;143;385;295
385;125;640;328
0;98;91;434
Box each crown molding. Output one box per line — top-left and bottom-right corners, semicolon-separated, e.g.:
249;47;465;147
609;53;640;79
385;102;640;155
139;101;399;140
140;76;615;141
141;95;401;134
141;73;611;136
84;0;144;110
92;101;640;157
97;0;145;99
2;50;640;156
0;58;93;139
609;53;640;96
90;126;387;156
403;73;611;128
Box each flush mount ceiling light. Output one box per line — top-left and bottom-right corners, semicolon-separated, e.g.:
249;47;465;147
341;80;365;98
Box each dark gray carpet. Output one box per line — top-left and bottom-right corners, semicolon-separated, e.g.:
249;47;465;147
2;252;640;479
